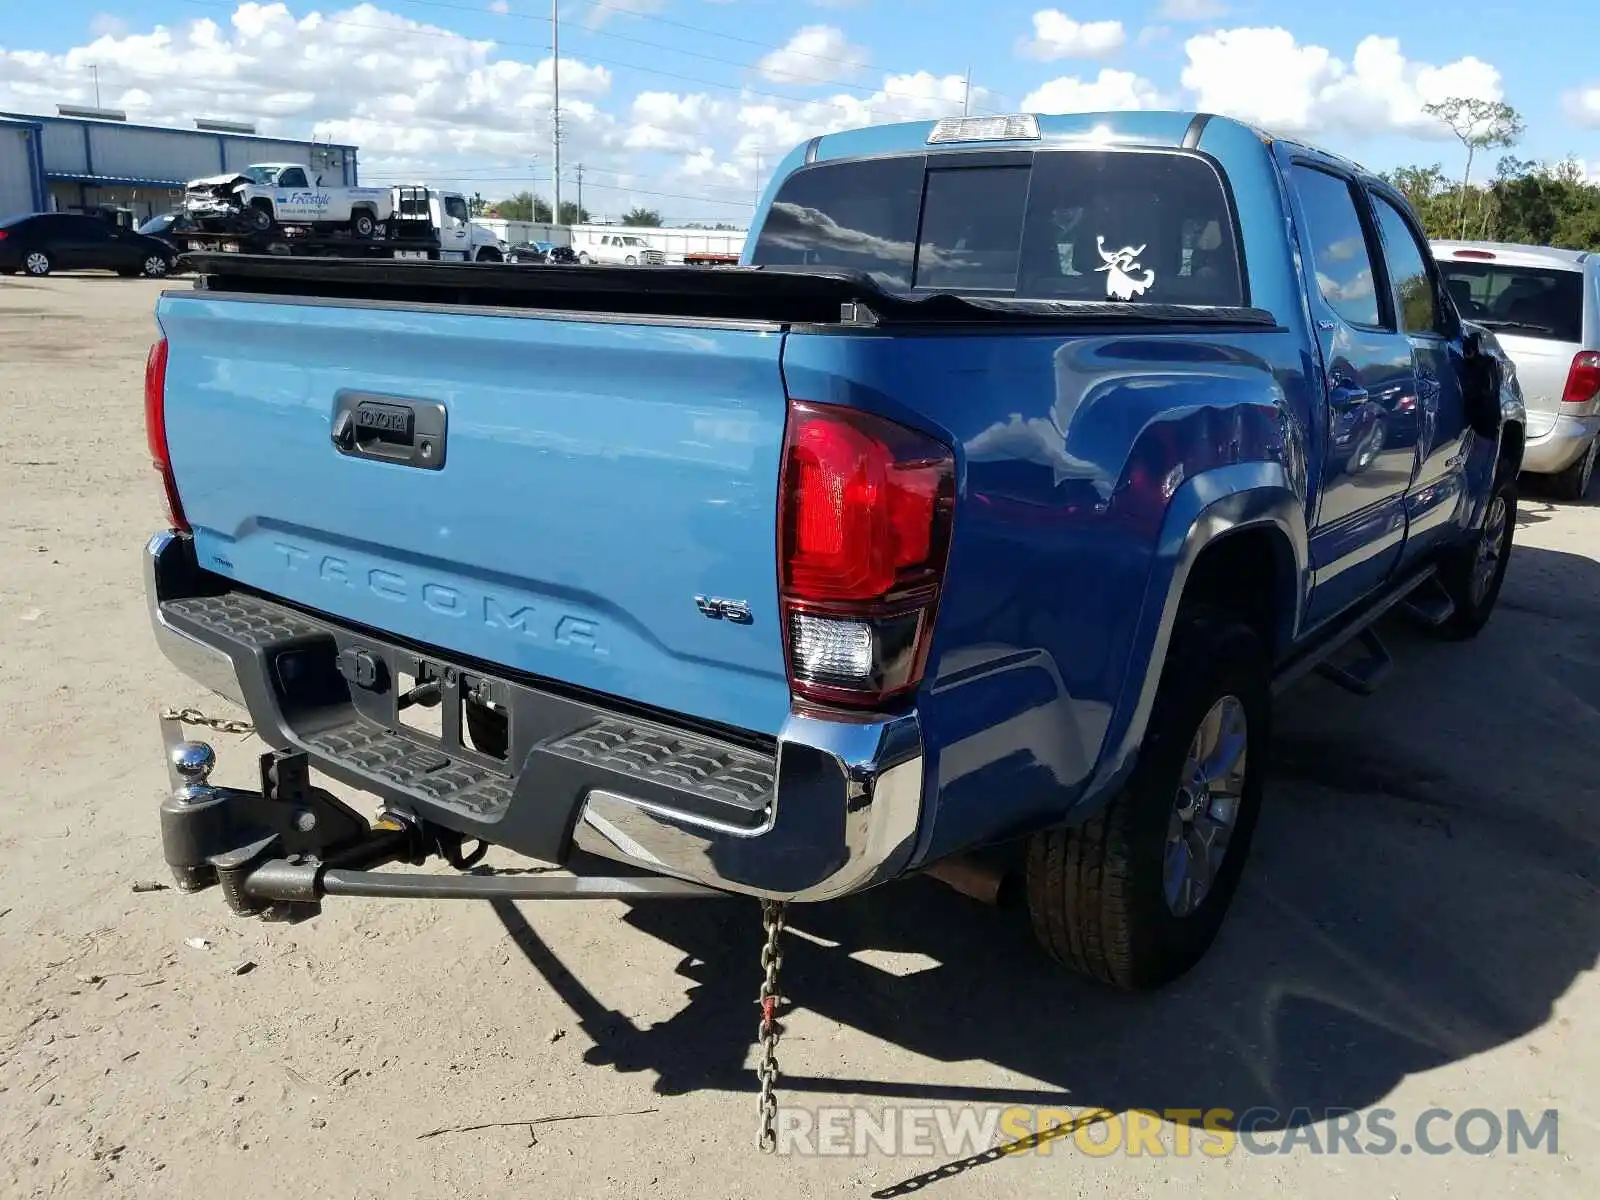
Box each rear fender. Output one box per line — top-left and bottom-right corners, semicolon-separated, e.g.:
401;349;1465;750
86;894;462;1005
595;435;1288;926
1085;461;1308;801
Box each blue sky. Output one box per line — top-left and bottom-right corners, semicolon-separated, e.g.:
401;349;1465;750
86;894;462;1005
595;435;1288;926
2;1;1597;220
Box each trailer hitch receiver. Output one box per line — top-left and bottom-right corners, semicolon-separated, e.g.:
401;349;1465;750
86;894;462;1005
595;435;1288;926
158;720;405;920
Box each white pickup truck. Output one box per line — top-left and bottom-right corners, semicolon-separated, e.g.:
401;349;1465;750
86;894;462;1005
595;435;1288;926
185;163;395;237
577;231;665;266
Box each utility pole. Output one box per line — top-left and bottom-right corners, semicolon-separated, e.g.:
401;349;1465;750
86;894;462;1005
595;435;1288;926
89;64;101;108
551;0;562;226
753;150;762;216
575;163;584;223
962;65;971;116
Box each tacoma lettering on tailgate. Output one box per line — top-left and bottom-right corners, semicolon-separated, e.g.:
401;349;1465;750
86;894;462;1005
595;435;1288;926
271;542;605;652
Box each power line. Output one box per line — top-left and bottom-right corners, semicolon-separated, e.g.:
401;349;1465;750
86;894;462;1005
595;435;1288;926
170;0;998;120
376;0;1005;104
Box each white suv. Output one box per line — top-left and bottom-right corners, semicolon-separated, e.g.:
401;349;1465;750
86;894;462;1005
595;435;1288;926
580;233;665;266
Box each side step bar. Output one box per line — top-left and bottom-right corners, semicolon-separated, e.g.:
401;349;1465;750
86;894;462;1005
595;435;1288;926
1272;564;1439;698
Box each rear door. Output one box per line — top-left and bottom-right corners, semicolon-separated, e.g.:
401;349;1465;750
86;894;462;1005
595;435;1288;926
1365;186;1472;567
1282;156;1423;628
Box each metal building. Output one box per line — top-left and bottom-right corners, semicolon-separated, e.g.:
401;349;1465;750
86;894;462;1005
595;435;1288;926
0;115;48;218
0;106;360;222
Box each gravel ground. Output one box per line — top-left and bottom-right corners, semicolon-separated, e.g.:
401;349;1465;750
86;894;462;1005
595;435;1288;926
1;273;1595;1199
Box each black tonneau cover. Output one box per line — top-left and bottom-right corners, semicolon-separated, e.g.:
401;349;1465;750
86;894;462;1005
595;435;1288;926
182;252;1279;330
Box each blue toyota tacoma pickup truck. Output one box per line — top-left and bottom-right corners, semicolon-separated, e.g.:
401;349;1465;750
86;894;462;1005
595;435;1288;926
143;110;1523;995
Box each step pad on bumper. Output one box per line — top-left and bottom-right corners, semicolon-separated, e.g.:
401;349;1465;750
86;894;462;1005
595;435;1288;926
549;719;773;812
302;722;515;818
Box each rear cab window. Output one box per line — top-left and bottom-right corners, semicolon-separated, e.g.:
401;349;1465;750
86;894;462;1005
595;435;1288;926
1435;258;1584;344
750;149;1246;306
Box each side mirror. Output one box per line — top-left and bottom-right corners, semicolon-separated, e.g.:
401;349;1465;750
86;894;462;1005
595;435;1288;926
1460;326;1504;439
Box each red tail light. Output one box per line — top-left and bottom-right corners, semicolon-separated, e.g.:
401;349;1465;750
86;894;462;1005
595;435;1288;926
1452;248;1496;259
143;336;189;531
0;230;8;241
1562;351;1600;406
778;400;955;710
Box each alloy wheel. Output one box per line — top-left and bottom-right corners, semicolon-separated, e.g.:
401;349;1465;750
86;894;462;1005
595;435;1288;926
1163;694;1248;917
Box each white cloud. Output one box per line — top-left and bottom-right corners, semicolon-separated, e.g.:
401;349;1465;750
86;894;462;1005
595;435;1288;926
488;0;509;13
1566;83;1600;129
1017;11;1126;61
1181;28;1502;137
626;90;728;151
0;4;632;196
1158;0;1228;19
1021;69;1168;113
757;25;869;86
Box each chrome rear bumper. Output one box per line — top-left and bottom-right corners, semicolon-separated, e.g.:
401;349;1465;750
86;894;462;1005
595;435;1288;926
144;530;924;902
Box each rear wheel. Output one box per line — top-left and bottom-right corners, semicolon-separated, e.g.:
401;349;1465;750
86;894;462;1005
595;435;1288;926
1025;608;1268;990
1549;435;1597;502
1429;470;1516;640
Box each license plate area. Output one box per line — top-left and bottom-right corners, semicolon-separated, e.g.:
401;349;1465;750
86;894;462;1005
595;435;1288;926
303;643;516;776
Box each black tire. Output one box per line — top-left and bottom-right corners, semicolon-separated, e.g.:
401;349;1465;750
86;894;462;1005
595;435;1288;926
23;250;51;277
1430;470;1516;640
476;247;502;263
140;253;172;279
248;202;274;231
1548;436;1597;502
1025;607;1269;990
351;210;376;239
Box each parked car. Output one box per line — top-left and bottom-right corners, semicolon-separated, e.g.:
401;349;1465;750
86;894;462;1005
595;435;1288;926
137;212;201;269
505;242;548;264
0;212;176;278
1433;240;1600;499
142;110;1521;1004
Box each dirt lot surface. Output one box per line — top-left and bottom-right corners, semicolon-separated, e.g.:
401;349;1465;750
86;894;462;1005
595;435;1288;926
1;273;1596;1199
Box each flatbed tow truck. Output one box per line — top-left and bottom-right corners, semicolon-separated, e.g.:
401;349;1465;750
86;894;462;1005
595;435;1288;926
177;186;498;262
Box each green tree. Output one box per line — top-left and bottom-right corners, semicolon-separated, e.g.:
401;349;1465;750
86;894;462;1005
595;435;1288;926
1422;97;1526;238
469;192;487;217
621;206;662;227
487;192;590;223
1386;154;1600;250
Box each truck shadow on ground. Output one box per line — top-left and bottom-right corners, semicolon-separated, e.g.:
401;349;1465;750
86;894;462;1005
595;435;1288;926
493;541;1599;1178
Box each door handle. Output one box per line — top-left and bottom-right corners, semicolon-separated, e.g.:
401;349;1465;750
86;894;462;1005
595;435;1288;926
1331;379;1369;407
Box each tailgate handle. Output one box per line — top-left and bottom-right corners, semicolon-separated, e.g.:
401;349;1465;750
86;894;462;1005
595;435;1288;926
331;391;447;471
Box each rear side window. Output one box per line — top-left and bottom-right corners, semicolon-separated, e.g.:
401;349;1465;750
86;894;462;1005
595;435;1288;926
749;149;1244;305
1370;194;1441;335
1290;165;1381;328
1435;260;1584;344
750;156;922;290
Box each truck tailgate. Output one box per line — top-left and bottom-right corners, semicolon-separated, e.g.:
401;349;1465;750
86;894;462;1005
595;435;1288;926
155;293;792;736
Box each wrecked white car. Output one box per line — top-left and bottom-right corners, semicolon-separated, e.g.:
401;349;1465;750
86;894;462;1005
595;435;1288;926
184;163;395;237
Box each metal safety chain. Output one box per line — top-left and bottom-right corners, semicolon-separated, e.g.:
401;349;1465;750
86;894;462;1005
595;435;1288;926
159;705;256;737
755;897;788;1152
